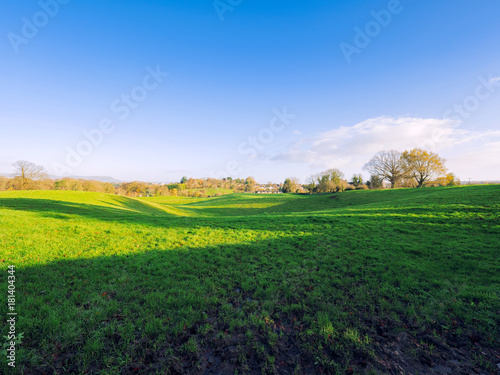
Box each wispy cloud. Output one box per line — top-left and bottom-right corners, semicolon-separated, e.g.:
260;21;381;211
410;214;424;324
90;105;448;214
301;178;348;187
271;116;500;179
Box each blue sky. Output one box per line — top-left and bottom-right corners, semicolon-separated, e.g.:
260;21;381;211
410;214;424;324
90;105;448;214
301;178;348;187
1;0;499;182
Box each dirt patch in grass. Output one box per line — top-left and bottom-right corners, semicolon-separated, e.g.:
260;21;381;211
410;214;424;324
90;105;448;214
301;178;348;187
367;319;500;375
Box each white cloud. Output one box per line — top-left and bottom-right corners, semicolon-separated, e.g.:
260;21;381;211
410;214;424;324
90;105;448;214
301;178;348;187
271;116;500;180
447;140;500;181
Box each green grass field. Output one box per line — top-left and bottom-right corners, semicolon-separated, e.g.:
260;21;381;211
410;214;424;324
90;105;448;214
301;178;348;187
0;186;499;374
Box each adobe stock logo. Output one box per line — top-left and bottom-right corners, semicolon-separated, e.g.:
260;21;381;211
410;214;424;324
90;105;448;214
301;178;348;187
7;0;70;54
51;65;168;175
340;0;408;64
237;108;296;159
213;0;243;21
211;107;296;178
443;75;500;122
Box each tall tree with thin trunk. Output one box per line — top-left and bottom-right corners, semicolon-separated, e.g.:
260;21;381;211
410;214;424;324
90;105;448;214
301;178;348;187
363;150;406;189
402;148;447;187
12;160;47;190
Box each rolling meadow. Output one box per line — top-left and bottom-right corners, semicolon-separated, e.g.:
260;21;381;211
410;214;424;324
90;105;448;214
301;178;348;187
0;185;499;374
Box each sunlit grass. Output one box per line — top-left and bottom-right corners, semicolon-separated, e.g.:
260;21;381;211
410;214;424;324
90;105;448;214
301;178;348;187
0;185;498;374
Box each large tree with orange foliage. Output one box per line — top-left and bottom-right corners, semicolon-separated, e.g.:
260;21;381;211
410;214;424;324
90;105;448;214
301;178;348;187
402;148;447;188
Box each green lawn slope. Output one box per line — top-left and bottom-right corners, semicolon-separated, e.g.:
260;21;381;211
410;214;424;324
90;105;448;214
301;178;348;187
0;185;498;374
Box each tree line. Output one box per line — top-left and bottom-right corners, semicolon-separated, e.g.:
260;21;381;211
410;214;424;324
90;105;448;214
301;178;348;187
283;148;459;193
2;150;459;197
0;161;267;197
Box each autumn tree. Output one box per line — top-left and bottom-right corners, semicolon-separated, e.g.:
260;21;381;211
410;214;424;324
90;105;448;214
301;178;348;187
102;182;116;194
67;179;83;191
12;160;47;190
315;169;346;193
363;150;406;189
0;176;8;191
402;148;447;188
435;173;460;187
54;178;85;191
154;184;169;196
187;178;200;189
245;176;256;185
445;173;460;186
244;176;256;192
122;181;148;196
336;179;348;192
82;180;104;193
32;178;55;190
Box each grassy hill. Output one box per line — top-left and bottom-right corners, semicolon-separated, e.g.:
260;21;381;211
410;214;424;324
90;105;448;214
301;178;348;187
0;186;499;374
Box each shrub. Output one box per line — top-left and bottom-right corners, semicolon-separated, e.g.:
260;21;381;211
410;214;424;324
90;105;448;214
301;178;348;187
335;180;349;192
356;184;369;190
345;185;356;191
368;175;382;189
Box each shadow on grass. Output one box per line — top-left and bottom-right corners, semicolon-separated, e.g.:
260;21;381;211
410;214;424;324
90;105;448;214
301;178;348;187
3;228;499;374
5;235;333;374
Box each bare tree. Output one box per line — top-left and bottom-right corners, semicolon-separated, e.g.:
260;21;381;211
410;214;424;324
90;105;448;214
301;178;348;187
368;174;383;189
363;150;406;189
306;175;317;193
12;160;47;190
